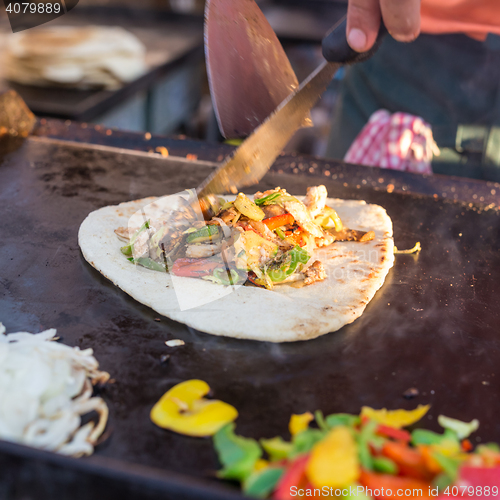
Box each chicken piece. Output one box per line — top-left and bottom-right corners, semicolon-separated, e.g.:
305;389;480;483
315;232;335;248
217;207;238;224
248;220;278;242
186;243;222;258
282;198;324;238
328;228;375;242
262;204;287;219
132;230;153;258
304;185;328;217
303;260;327;286
114;226;134;241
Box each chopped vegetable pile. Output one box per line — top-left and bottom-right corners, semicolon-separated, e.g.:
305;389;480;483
115;186;376;289
211;406;500;499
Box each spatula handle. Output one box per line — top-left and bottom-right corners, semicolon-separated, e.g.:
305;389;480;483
322;14;387;64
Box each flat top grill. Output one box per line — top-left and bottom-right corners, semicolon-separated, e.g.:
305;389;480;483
0;130;499;500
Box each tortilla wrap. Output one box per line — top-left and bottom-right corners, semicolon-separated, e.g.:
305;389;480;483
78;195;394;342
5;26;145;89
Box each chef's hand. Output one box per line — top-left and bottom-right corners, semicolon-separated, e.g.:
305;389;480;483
346;0;421;52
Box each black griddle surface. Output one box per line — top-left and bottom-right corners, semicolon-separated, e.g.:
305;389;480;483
1;136;500;499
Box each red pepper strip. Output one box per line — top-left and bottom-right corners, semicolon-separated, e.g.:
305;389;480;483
273;455;312;500
377;424;411;443
263;213;294;231
285;231;305;247
360;470;431;499
382;441;434;481
171;258;221;277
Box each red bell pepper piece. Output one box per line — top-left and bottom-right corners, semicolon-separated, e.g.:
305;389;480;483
382;441;433;481
461;439;473;452
360;470;431;499
263;213;294;231
274;455;312;500
171;258;221;277
284;231;305;247
377;424;412;443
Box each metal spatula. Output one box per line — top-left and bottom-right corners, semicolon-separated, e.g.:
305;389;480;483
205;0;309;139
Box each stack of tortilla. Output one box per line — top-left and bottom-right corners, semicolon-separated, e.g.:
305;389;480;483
4;26;146;90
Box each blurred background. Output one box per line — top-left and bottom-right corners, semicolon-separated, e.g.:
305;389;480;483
0;0;348;157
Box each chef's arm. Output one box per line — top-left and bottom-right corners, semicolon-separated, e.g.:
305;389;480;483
322;0;420;61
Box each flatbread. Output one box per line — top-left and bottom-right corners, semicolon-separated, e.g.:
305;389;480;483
78;195;394;342
5;26;146;90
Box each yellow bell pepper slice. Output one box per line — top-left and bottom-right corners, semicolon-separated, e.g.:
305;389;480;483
314;207;343;232
150;379;238;437
306;426;360;488
289;412;314;436
361;405;430;429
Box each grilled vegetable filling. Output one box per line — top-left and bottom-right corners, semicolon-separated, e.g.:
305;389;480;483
115;186;377;289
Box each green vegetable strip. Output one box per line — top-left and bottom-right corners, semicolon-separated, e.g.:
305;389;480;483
265;246;310;283
411;429;450;446
127;257;167;272
357;420;377;471
186;225;220;244
275;228;286;240
325;414;360;429
372;456;398;475
254;192;281;206
290;428;325;456
211;410;500;500
314;410;329;432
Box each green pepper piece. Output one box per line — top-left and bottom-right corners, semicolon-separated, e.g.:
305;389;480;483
291;428;325;456
325;413;360;429
265;246;310;283
260;436;293;461
213;424;262;482
243;467;285;498
357;420;377;471
373;456;398;475
186;225;220;244
128;257;167;272
314;410;329;432
275;227;286;240
411;429;456;446
254;192;282;206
